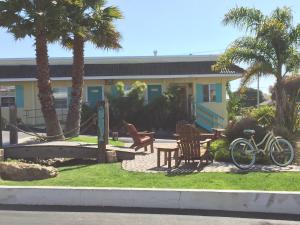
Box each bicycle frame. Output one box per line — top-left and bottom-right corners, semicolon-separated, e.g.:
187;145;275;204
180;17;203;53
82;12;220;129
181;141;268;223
247;130;281;154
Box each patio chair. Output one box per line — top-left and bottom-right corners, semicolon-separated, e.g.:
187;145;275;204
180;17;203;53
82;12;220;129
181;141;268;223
176;123;213;167
123;122;155;152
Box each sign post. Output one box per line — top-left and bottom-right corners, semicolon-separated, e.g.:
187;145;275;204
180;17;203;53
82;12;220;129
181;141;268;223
97;100;108;163
9;105;18;145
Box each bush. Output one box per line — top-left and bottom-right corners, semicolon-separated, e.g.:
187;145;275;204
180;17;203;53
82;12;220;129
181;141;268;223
109;83;190;131
225;117;266;143
245;106;275;129
211;139;271;165
211;139;231;162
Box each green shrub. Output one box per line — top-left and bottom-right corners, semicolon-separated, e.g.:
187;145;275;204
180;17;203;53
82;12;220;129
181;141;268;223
109;83;189;131
247;105;275;128
211;139;231;162
225;117;266;143
210;139;271;165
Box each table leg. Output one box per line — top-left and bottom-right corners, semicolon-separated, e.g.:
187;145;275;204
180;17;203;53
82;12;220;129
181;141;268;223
157;150;160;167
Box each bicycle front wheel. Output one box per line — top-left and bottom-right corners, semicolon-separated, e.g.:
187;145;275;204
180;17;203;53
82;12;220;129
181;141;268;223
230;139;256;170
270;138;294;167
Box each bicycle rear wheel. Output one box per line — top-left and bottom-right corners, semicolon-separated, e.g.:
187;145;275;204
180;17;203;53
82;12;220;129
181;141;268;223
230;139;256;170
270;138;294;167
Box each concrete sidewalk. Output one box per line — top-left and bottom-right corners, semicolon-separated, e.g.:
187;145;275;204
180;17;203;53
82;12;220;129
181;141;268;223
0;187;300;215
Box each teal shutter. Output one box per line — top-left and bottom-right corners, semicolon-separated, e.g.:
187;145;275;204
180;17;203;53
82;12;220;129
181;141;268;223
67;87;72;106
88;86;103;107
216;83;222;103
15;85;24;108
111;85;118;97
147;84;162;102
196;84;203;103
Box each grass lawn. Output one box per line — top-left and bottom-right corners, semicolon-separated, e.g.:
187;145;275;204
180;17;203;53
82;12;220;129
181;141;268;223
1;163;300;191
68;136;124;147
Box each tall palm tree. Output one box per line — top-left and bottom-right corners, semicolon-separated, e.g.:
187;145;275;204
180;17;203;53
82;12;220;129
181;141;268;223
0;0;65;140
214;7;300;129
62;0;122;137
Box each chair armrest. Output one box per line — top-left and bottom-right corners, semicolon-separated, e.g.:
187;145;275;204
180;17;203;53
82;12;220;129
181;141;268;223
138;132;155;137
200;138;212;144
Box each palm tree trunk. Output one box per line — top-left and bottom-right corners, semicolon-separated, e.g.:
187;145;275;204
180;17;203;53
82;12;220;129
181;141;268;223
35;29;65;140
274;80;289;128
65;35;85;137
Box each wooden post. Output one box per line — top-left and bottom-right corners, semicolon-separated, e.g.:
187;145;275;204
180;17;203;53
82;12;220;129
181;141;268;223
97;101;107;163
0;106;3;148
9;105;18;145
104;98;109;145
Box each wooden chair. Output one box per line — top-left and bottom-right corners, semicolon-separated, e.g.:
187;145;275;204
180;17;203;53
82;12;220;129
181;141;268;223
176;123;213;167
124;122;155;153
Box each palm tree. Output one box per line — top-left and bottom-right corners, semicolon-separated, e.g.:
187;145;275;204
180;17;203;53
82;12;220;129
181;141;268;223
214;7;300;129
62;0;122;137
0;0;65;140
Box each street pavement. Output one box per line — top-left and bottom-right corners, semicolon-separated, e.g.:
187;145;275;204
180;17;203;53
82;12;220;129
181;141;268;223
0;207;299;225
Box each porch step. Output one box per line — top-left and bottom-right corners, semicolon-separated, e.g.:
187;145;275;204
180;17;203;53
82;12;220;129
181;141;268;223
194;103;224;132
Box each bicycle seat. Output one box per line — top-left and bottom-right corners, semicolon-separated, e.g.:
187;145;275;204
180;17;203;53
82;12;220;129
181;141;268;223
243;129;256;136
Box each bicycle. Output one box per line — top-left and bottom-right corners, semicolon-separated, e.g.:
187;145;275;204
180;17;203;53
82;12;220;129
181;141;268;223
229;129;295;170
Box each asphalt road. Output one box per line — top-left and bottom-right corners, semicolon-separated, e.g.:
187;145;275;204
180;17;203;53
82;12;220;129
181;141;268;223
0;207;299;225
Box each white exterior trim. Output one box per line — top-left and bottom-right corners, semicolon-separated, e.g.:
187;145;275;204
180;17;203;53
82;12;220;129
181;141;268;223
0;55;220;65
0;73;242;83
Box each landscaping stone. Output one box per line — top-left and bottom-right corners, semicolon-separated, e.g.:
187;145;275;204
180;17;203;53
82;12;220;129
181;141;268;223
0;161;58;181
0;149;3;162
106;151;118;163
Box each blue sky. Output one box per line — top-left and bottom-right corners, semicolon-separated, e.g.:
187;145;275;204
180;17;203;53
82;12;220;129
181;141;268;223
0;0;300;93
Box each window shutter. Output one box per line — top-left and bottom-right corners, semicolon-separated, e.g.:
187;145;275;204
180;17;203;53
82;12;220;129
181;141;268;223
15;85;24;108
111;85;118;97
216;83;222;103
196;84;204;103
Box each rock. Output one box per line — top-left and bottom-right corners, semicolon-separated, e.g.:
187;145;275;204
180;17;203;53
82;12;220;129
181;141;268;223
0;161;58;181
106;151;118;163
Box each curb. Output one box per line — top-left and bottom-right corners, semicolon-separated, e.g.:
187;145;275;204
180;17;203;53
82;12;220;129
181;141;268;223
0;187;300;215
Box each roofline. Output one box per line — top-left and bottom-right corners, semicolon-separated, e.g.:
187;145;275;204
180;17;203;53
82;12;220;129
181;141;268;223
0;73;242;82
0;55;220;66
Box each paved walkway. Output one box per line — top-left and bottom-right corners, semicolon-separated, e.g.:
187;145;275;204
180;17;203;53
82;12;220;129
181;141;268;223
122;142;300;173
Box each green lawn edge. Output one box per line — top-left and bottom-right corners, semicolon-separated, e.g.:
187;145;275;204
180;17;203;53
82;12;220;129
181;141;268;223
68;136;124;147
1;163;300;191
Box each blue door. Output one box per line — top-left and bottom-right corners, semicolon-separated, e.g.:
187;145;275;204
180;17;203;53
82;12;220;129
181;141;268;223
87;86;103;107
147;85;162;102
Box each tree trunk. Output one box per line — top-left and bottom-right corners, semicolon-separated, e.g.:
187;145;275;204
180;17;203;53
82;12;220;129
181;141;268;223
35;29;65;140
65;35;85;137
274;79;289;128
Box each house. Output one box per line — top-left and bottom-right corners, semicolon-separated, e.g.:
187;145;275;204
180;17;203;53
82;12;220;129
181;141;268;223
0;55;243;132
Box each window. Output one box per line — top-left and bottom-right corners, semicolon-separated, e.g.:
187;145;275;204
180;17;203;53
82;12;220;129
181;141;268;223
203;84;216;102
0;86;16;107
1;97;15;107
53;88;68;108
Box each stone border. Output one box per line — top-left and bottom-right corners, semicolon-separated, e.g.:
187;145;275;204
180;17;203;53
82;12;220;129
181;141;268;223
0;187;300;215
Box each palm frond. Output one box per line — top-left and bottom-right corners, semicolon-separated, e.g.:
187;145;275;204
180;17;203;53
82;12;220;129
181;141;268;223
223;7;264;32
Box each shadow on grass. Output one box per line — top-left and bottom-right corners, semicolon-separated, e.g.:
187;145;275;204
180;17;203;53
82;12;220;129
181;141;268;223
59;164;93;172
